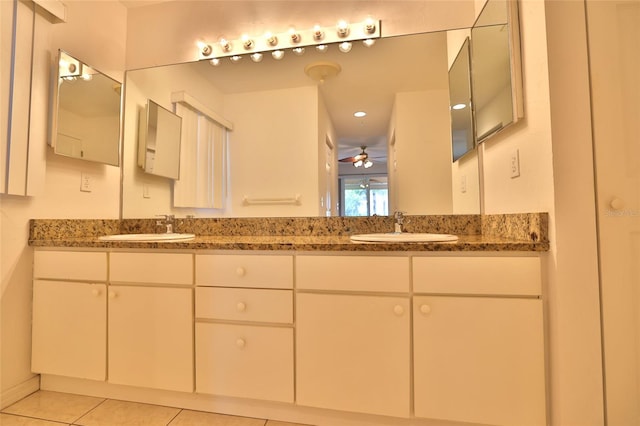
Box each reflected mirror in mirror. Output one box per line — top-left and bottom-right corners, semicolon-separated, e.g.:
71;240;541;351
121;30;483;218
449;37;474;162
471;0;523;142
50;50;121;166
137;99;182;179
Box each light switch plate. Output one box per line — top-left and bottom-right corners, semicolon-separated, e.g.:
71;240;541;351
80;173;92;192
510;149;520;178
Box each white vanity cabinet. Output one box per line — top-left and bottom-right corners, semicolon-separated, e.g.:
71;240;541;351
32;250;108;380
194;253;294;403
412;255;546;426
295;255;411;418
108;252;193;392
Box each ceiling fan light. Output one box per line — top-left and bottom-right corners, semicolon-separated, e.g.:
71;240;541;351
363;159;373;168
353;159;363;168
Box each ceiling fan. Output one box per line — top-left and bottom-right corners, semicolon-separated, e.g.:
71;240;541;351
339;146;374;168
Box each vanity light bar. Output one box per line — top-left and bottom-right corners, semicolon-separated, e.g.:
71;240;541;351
197;18;381;61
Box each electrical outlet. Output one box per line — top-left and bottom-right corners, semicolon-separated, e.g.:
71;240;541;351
80;173;92;192
510;149;521;178
143;184;151;199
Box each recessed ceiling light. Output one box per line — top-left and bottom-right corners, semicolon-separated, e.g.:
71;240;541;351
452;103;467;110
354;111;367;118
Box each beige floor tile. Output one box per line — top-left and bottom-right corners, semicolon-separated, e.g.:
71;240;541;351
169;410;265;426
0;413;69;426
75;399;180;426
2;391;104;424
265;421;314;426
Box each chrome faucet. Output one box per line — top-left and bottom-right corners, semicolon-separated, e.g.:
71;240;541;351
393;211;406;233
156;214;175;234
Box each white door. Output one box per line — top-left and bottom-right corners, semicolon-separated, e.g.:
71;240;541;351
296;293;411;418
32;280;106;380
108;286;193;392
413;296;546;426
588;1;640;424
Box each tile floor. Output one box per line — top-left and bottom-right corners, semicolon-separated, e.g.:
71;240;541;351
0;391;313;426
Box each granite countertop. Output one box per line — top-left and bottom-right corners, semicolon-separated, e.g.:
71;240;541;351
28;214;550;252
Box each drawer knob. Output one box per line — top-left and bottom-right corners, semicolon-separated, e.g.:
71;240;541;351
108;291;117;299
236;338;246;348
92;288;101;297
420;304;431;315
236;267;246;277
393;305;405;316
236;302;247;312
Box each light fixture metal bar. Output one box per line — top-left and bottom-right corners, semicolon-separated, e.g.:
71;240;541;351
198;19;381;60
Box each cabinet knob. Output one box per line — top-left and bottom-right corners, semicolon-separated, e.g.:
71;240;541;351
610;197;625;211
420;304;431;315
91;288;101;297
236;302;247;312
236;267;246;277
393;305;405;316
236;338;246;348
108;291;117;299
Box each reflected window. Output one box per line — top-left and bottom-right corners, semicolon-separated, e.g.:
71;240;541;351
340;175;388;216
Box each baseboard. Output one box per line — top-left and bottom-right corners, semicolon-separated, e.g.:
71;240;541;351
0;375;40;410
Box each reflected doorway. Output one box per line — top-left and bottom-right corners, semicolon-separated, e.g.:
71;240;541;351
339;175;389;217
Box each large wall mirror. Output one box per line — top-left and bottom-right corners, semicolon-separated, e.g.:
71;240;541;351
120;2;522;219
50;50;121;166
449;37;475;162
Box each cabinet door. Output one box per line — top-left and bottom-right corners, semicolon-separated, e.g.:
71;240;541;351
196;323;293;402
108;286;193;392
296;293;410;418
31;280;106;380
413;296;546;426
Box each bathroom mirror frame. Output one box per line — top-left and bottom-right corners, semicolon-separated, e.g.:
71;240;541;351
471;0;524;143
49;49;122;166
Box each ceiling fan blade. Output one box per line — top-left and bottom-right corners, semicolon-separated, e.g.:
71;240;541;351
339;156;357;163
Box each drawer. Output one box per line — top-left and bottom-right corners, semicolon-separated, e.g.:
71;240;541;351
34;250;107;282
195;322;294;403
296;255;410;292
196;254;293;289
196;287;293;324
412;256;541;296
110;252;192;285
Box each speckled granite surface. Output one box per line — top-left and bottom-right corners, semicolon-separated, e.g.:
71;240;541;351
28;213;549;252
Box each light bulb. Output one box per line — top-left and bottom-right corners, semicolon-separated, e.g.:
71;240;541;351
338;42;352;53
265;32;278;46
230;55;242;63
313;25;325;41
272;50;285;60
289;28;301;44
354;159;363;167
364;159;373;168
250;52;263;63
363;39;375;47
293;47;305;56
316;44;328;53
364;19;377;34
242;35;254;50
220;38;232;52
337;20;350;37
210;58;221;66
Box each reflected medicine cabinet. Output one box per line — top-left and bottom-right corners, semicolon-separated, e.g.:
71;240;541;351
137;99;182;180
49;50;122;166
449;37;475;162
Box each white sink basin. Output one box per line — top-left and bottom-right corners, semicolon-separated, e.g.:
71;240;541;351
98;233;195;242
350;233;458;243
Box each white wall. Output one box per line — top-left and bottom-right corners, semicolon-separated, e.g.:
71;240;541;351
0;0;127;406
224;86;321;217
389;90;453;215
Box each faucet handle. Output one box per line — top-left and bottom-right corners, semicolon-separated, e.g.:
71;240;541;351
393;211;406;223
